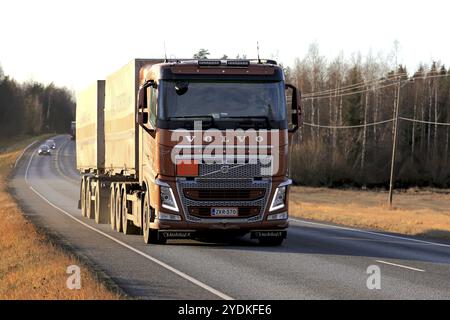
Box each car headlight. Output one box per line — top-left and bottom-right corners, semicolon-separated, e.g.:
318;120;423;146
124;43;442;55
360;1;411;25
160;185;179;212
269;186;287;212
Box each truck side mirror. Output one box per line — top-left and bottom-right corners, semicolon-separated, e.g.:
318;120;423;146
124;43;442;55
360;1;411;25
285;83;302;133
138;87;146;109
137;80;155;109
137;111;149;125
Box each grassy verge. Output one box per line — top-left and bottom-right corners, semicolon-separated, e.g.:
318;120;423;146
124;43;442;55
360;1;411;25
0;135;122;299
290;186;450;240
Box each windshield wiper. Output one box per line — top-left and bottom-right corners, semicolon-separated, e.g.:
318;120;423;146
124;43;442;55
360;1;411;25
168;115;216;129
218;116;271;129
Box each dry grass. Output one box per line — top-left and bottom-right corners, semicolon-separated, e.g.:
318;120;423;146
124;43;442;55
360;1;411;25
0;136;122;299
290;186;450;239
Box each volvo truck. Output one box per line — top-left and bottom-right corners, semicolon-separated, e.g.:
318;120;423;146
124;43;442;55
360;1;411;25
76;58;301;245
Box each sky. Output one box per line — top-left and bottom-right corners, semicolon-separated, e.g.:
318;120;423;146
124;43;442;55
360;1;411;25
1;0;449;91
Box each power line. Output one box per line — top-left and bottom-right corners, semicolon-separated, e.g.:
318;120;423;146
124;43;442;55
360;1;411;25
302;73;407;98
302;73;450;101
303;118;394;129
400;117;450;126
303;81;399;101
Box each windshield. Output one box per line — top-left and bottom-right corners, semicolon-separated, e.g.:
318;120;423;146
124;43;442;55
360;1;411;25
159;81;287;129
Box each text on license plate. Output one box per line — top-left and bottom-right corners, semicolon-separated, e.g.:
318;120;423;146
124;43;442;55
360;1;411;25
211;208;238;217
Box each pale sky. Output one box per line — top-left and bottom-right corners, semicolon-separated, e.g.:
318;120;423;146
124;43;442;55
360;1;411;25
1;0;449;91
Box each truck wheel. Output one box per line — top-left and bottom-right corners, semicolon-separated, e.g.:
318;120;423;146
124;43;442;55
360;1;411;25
142;193;151;244
115;184;123;232
258;237;284;246
86;179;95;219
109;184;116;231
121;186;139;235
142;193;166;244
95;182;109;224
81;178;87;217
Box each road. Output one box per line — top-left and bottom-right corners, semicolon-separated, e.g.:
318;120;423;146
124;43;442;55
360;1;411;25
9;135;450;299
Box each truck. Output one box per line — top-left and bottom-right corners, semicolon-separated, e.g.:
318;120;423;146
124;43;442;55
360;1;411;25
76;58;301;245
71;121;76;140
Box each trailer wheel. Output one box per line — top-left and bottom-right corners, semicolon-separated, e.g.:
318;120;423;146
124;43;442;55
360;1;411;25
80;178;87;217
115;184;123;233
86;178;95;219
121;185;139;235
95;181;109;224
109;184;116;231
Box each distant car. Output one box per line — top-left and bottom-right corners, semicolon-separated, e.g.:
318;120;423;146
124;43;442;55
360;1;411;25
38;144;51;155
46;139;56;149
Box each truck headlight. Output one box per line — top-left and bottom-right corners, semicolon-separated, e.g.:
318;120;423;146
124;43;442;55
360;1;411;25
160;186;179;212
269;186;287;212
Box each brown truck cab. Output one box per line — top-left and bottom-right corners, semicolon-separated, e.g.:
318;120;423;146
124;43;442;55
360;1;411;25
77;59;301;246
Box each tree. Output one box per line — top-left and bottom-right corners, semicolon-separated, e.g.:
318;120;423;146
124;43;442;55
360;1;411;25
0;64;4;82
193;49;210;59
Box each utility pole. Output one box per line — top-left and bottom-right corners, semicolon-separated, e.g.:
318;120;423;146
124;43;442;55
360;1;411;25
46;91;52;131
388;77;401;207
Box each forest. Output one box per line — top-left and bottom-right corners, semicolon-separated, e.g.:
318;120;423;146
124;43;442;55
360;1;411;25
286;44;450;188
0;64;75;138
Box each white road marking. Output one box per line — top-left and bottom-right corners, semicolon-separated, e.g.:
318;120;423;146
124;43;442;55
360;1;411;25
375;260;425;272
22;144;233;300
54;137;78;183
14;140;38;168
290;218;450;248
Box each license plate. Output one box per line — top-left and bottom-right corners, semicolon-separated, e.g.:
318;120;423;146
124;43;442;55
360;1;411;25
211;207;238;217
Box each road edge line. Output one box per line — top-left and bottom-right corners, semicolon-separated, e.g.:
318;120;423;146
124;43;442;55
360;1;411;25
14;140;38;168
290;218;450;248
24;147;234;301
375;260;425;272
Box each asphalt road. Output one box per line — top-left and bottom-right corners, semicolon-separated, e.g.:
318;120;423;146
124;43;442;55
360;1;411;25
9;135;450;299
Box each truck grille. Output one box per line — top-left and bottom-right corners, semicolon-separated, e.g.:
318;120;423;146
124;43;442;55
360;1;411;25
184;188;265;201
176;177;271;223
198;158;273;179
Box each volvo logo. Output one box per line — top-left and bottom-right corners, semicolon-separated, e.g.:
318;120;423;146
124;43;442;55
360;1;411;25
220;165;230;174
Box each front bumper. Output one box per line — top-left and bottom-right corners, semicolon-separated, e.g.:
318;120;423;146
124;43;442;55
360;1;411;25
151;212;288;232
158;228;287;240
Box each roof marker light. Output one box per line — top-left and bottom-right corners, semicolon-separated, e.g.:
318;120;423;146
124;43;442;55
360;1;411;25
198;60;221;66
226;60;250;67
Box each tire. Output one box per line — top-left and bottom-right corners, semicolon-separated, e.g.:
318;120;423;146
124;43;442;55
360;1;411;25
95;181;109;224
142;193;151;244
258;237;284;246
109;184;116;231
121;185;139;235
86;178;95;219
81;178;87;218
142;193;166;244
115;184;123;233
